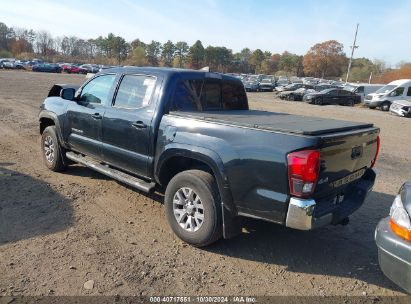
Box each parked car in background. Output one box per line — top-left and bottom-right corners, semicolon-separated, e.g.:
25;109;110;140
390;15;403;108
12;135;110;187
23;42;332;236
345;83;384;103
259;78;274;92
2;61;14;69
304;88;361;106
390;100;411;117
99;65;118;72
0;58;15;69
61;64;82;74
282;87;316;101
276;78;289;88
32;63;62;73
375;181;411;293
275;83;304;93
2;60;26;70
244;76;260;92
364;79;411;111
79;64;99;74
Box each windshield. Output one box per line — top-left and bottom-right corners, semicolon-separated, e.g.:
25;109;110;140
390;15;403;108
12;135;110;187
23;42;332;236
375;85;396;94
344;85;357;92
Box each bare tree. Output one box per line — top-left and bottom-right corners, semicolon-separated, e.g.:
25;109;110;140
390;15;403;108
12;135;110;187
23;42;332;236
35;30;55;57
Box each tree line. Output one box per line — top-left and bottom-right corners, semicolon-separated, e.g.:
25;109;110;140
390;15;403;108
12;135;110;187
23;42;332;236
1;21;409;82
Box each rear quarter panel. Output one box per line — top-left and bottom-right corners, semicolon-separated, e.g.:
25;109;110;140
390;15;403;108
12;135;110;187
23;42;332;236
156;114;319;223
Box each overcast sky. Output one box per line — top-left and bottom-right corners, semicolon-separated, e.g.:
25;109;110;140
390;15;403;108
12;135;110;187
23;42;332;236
1;0;410;66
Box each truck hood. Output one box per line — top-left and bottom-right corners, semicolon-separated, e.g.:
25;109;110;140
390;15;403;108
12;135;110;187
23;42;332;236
392;100;411;107
368;92;386;98
172;110;374;136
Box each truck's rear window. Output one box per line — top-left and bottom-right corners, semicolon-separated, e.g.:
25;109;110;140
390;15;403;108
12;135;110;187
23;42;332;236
171;78;247;111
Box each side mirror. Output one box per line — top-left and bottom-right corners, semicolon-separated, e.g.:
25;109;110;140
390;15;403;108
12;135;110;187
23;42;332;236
60;88;75;100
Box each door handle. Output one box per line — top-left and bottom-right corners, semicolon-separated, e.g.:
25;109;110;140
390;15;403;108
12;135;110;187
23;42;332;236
91;113;102;119
132;121;147;129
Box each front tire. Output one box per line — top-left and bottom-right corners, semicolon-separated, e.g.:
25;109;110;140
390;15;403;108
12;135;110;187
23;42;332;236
381;101;390;111
165;170;222;247
41;126;67;172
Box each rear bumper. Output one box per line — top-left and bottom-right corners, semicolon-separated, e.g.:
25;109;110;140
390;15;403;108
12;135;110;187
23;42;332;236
375;217;411;293
286;168;376;230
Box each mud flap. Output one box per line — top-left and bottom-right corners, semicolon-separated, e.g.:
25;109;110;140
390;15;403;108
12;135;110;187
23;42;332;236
221;203;242;239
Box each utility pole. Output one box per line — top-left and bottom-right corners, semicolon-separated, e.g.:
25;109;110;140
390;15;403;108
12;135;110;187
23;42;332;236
345;23;359;83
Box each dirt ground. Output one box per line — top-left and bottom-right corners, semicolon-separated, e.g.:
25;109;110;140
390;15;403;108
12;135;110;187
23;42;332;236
0;70;410;297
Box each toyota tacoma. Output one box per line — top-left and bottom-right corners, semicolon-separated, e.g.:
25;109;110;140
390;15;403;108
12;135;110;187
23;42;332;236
39;67;380;246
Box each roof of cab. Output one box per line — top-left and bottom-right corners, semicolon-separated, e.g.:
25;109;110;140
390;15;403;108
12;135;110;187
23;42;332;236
97;66;241;82
387;79;411;85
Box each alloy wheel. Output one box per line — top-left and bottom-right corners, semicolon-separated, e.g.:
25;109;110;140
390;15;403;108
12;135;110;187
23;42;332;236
173;187;205;232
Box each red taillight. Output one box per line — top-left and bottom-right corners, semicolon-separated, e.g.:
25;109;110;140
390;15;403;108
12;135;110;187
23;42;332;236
287;150;320;198
371;136;380;168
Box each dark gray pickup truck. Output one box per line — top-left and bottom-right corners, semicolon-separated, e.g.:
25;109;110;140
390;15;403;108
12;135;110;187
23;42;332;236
39;67;380;246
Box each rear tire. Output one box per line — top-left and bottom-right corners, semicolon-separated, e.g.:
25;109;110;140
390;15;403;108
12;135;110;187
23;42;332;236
41;126;67;172
165;170;222;247
315;98;323;105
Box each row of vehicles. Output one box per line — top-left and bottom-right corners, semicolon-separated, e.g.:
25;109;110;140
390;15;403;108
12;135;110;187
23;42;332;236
277;82;362;106
0;58;105;74
274;78;411;117
237;73;344;93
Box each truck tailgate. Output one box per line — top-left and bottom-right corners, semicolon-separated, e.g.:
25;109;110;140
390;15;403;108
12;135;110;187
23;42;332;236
315;127;379;198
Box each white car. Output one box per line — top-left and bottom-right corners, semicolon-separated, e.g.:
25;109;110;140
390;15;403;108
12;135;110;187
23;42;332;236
364;79;411;111
390;100;411;117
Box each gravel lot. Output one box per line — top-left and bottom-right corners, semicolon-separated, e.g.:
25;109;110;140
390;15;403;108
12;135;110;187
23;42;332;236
0;70;410;297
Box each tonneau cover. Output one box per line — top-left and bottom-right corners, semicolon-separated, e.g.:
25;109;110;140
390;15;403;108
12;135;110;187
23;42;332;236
170;110;374;136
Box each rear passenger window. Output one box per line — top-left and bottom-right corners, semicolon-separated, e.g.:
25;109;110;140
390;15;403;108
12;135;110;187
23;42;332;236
170;77;248;112
222;81;247;110
171;79;203;111
114;75;156;109
407;87;411;96
203;79;221;109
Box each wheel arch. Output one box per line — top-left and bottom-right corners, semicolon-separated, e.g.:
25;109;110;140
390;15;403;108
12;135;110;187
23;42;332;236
380;100;391;111
39;111;67;148
155;144;240;238
155;145;230;200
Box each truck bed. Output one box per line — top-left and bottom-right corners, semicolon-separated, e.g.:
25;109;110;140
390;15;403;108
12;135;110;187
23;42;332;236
170;110;374;136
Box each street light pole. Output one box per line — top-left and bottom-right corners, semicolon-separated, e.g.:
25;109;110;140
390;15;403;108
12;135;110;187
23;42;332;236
345;23;359;83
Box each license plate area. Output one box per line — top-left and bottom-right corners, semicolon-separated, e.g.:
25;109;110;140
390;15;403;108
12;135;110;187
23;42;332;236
331;168;366;188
